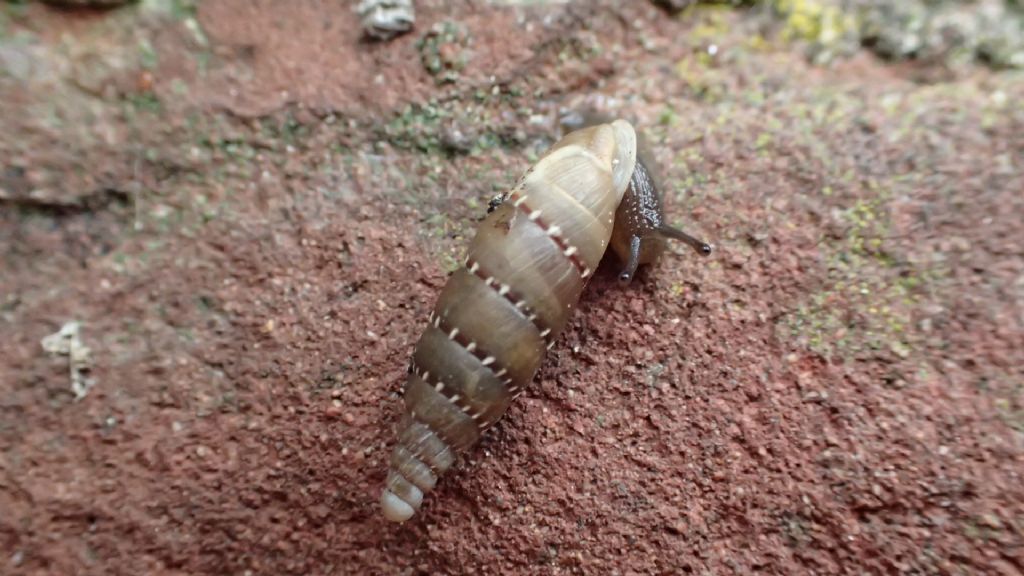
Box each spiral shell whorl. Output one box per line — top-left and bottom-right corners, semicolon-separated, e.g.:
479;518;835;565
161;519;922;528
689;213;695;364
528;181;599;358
381;414;456;521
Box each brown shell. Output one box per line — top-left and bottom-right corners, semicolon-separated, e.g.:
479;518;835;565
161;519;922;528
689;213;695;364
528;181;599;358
380;120;637;522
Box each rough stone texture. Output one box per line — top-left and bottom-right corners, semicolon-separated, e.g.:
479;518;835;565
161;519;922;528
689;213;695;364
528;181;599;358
2;1;1022;574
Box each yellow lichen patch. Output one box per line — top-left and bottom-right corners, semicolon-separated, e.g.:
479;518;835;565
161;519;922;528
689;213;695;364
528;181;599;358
780;188;943;361
771;0;859;62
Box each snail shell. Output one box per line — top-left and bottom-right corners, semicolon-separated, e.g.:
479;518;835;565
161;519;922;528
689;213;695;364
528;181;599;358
381;120;638;522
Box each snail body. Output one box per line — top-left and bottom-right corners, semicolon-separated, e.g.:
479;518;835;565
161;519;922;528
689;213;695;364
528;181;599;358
381;118;709;522
561;110;712;283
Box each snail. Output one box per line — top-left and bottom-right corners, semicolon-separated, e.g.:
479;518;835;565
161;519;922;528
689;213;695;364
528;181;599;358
381;118;711;522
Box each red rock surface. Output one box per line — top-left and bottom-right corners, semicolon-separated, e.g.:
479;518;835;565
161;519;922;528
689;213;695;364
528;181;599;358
1;1;1021;574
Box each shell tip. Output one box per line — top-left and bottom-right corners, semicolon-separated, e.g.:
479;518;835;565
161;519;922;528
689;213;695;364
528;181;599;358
381;489;416;522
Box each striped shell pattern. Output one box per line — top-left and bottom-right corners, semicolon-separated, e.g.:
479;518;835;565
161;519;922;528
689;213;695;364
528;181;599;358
381;120;638;522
